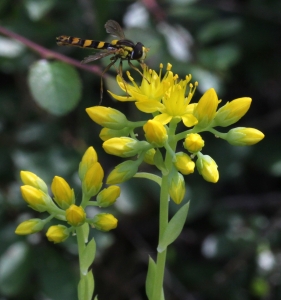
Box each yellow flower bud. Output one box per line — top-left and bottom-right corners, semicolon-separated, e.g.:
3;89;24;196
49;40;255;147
86;106;128;129
184;133;205;153
20;185;50;212
143;120;168;147
226;127;265;146
92;213;118;231
175;152;195;175
106;160;139;184
51;176;75;209
196;154;219;183
46;225;69;243
97;186;121;207
99;127;131;142
82;162;104;197
168;171;186;204
144;148;156;165
214;97;252;127
15;219;44;235
193;88;219;129
65;205;86;226
20;171;48;193
103;137;149;157
78;147;98;181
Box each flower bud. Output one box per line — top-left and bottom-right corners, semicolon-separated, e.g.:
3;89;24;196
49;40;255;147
51;176;75;209
65;205;86;226
214;97;252;127
46;225;69;243
226;127;265;146
91;213;118;231
168;170;186;204
193;88;219;129
106;160;139;184
86;106;128;129
99;127;131;141
82;162;104;197
20;171;48;193
78;146;98;181
144;148;156;165
103;137;149;158
143;120;168;147
20;185;50;212
97;186;121;207
184;133;204;153
15;219;44;235
175;152;195;175
196;154;219;183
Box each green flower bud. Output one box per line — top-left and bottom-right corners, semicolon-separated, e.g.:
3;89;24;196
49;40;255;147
15;219;44;235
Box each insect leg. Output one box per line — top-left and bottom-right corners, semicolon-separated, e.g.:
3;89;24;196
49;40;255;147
100;56;118;104
128;60;150;84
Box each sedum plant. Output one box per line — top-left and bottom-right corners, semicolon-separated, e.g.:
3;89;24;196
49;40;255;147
16;63;264;300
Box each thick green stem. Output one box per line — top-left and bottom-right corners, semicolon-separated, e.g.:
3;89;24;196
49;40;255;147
76;226;86;278
151;119;178;300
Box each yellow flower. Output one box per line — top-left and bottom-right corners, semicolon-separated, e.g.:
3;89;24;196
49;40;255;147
143;120;168;147
106;160;139;184
97;186;121;207
92;213;118;231
20;185;50;212
214;97;252;127
15;219;44;235
153;76;198;127
193;88;219;129
108;64;172;111
196;154;219;183
103;137;149;157
99;127;130;141
143;148;156;165
20;171;48;193
168;171;186;204
86;106;128;129
82;162;104;197
174;152;195;175
184;133;205;153
226;127;265;146
51;176;75;209
46;225;69;243
78;146;98;181
65;205;86;226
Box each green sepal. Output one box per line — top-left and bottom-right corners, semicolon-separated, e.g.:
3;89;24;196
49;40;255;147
153;149;166;173
80;238;96;275
145;256;156;299
157;202;190;253
78;270;94;300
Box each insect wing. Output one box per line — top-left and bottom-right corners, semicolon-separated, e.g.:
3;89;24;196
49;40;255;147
81;50;117;64
105;20;125;40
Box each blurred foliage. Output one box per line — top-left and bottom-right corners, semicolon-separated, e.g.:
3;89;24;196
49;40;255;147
0;0;280;299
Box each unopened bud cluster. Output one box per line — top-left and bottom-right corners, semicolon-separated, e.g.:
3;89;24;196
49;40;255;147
15;147;119;243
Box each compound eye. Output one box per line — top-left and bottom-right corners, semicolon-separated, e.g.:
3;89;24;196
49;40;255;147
131;42;144;60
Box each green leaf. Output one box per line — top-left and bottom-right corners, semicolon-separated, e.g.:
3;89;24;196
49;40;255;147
81;222;90;243
145;256;156;299
157;202;190;253
81;238;96;275
28;60;82;116
78;271;94;300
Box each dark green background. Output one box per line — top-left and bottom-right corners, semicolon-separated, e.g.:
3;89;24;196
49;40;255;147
0;0;280;299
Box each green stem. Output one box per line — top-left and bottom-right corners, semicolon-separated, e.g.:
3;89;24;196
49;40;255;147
76;226;86;278
134;172;162;186
151;119;178;300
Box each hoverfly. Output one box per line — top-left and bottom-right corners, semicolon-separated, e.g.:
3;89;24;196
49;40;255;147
56;20;149;102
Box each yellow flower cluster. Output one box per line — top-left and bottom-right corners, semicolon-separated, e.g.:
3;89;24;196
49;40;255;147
86;63;264;201
15;147;120;243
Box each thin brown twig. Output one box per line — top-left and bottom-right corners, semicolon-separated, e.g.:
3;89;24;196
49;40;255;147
0;25;103;75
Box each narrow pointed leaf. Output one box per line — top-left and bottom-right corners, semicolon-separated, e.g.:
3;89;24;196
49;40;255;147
145;256;156;299
81;238;96;275
78;271;94;300
157;202;190;253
